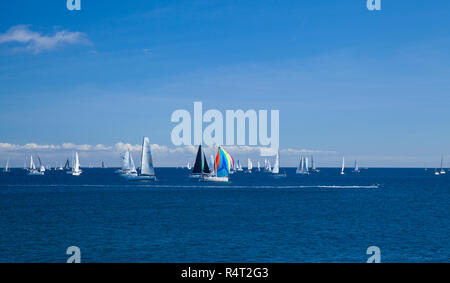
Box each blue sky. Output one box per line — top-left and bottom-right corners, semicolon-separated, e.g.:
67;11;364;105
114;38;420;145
0;0;450;167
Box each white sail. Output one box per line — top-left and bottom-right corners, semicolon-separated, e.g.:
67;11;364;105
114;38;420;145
305;157;309;173
248;158;253;170
30;156;36;170
122;150;130;170
267;160;272;171
140;137;155;176
257;161;260;171
74;152;80;172
129;153;137;173
354;160;359;172
211;155;215;173
5;159;9;171
341;157;345;175
272;152;280;174
311;156;316;170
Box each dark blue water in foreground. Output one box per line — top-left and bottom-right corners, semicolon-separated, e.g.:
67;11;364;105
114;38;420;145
0;168;448;262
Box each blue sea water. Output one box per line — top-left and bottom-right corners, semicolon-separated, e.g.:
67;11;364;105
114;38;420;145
0;168;448;263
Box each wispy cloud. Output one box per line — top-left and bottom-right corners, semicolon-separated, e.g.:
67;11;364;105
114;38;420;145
0;25;90;53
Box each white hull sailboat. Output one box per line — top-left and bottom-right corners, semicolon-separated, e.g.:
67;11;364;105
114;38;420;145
71;152;82;176
189;145;211;179
3;159;10;173
272;152;286;178
311;156;320;173
340;157;345;175
200;146;233;182
28;156;44;175
246;158;253;173
125;137;157;181
440;156;446;175
120;149;138;177
296;156;309;175
353;160;360;173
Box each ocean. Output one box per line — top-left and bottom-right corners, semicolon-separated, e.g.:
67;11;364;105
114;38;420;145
0;168;448;262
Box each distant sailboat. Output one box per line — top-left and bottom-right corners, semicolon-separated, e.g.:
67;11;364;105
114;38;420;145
311;156;320;173
340;157;345;175
3;159;10;173
440;156;446;175
28;156;44;175
257;161;261;171
246;158;253;173
64;159;70;170
71;152;82;176
272;152;287;178
353;160;360;173
187;162;191;170
125;137;157;180
236;160;244;172
189;145;211;178
296;157;309;175
201;146;232;182
102;161;105;169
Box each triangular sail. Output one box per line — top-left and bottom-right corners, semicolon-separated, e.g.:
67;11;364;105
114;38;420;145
129;153;137;173
30;156;36;170
64;159;70;169
203;154;210;174
354;160;359;171
192;145;203;173
122;150;130;170
341;157;345;174
273;152;280;174
74;152;80;172
140;137;155;176
5;159;9;171
248;158;253;170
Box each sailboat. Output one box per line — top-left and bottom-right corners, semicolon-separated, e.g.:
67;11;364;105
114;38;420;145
187;162;191;170
3;159;10;173
353;160;360;173
101;161;105;169
340;157;345;175
63;159;71;170
272;152;287;178
311;156;320;173
440;156;446;175
257;161;261;171
125;137;157;180
435;168;440;176
71;152;82;176
296;157;309;175
201;146;233;182
189;145;211;178
246;158;253;173
236;160;244;172
28;156;44;175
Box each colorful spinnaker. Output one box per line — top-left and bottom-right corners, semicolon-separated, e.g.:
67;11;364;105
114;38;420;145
215;146;234;177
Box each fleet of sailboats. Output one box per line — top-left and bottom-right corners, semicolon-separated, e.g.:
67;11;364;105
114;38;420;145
3;143;448;181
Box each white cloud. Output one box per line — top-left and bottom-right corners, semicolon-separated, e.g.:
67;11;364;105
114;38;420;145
0;142;341;167
0;25;90;53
